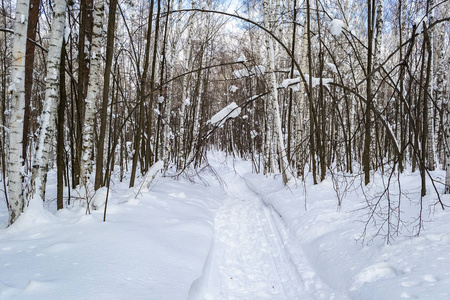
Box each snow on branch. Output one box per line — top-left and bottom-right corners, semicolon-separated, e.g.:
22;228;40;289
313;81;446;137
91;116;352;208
232;65;265;79
208;102;241;127
236;54;247;62
229;85;239;93
280;75;333;91
330;19;345;36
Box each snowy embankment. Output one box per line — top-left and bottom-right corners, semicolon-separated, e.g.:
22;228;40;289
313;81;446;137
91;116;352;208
242;167;450;300
0;172;222;300
1;154;450;299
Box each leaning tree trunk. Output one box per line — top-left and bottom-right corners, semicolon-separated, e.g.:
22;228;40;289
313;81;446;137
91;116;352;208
29;0;67;203
80;0;104;193
8;0;30;225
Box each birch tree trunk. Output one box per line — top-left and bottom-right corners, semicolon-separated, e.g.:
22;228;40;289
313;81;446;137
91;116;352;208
74;0;93;187
296;21;308;178
29;0;67;203
8;0;30;225
426;0;436;170
162;0;176;168
363;0;374;185
80;0;104;191
370;0;382;172
445;54;450;193
436;24;447;164
178;0;192;170
263;0;292;184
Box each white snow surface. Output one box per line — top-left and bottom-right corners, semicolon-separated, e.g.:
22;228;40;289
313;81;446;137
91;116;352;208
236;54;246;63
1;153;450;299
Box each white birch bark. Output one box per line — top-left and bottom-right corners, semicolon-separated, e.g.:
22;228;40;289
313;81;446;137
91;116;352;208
427;1;436;170
436;25;447;164
192;68;203;150
262;97;270;174
162;0;176;167
29;0;67;203
371;0;383;159
191;1;207;159
263;0;293;184
179;76;189;169
178;0;191;169
7;0;30;225
445;56;450;193
263;0;274;175
296;24;308;176
373;0;383;86
80;0;104;189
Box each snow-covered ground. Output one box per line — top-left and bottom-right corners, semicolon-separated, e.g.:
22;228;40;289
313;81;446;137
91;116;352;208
1;153;449;299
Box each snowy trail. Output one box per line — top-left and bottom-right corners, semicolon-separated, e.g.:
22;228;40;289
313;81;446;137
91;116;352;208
189;173;308;300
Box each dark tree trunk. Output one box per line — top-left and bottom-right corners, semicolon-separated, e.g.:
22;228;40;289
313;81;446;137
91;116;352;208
57;45;67;210
130;0;155;188
23;0;41;169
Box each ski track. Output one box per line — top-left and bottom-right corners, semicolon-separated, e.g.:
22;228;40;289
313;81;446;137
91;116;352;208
199;174;308;300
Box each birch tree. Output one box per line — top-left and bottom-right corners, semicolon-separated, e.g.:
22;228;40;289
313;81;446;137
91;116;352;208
162;0;175;168
178;2;194;170
7;0;30;225
263;0;293;184
80;0;104;192
426;0;436;170
29;0;67;203
362;0;374;186
445;54;450;193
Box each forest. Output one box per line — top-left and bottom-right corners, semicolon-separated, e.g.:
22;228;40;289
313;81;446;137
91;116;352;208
0;0;450;299
1;0;449;236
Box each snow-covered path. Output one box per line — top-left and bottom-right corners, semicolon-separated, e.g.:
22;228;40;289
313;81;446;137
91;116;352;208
189;174;308;300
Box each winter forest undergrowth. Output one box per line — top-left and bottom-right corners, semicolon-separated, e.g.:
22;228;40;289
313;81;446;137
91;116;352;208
0;0;450;298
